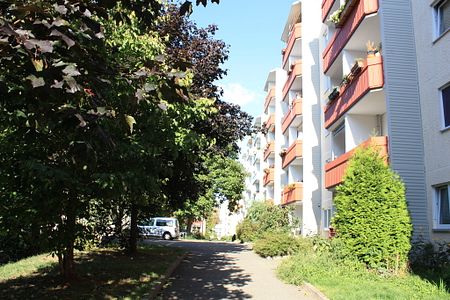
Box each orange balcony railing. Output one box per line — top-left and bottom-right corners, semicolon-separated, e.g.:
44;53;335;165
282;140;303;169
265;114;276;133
282;98;303;134
263;141;275;161
281;182;303;205
264;88;275;113
325;136;388;188
324;56;384;129
322;0;379;73
263;168;274;187
282;60;302;101
282;23;302;68
322;0;336;22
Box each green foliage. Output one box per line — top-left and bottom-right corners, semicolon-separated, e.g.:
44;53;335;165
253;232;306;258
278;239;450;300
332;146;412;271
236;202;293;242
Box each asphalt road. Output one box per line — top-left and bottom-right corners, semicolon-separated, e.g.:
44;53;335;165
146;239;320;300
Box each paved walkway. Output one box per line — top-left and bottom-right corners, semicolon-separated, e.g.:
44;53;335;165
147;239;320;300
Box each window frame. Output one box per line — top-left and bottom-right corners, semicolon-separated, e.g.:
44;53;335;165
433;0;450;40
434;183;450;230
440;83;450;131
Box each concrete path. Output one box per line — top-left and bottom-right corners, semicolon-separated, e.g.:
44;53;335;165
146;239;320;300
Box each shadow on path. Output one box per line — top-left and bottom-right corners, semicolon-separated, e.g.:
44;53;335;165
151;240;252;299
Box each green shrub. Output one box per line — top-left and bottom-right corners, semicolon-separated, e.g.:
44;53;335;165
253;231;307;258
236;201;294;242
332;146;412;271
236;218;260;242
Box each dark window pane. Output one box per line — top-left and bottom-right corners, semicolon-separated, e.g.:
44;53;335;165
440;186;450;224
156;220;167;226
443;86;450;127
440;1;450;34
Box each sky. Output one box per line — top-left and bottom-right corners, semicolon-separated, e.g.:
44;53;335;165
191;0;295;118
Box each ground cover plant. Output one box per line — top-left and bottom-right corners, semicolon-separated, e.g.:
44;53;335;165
253;231;307;258
277;238;450;300
0;245;183;299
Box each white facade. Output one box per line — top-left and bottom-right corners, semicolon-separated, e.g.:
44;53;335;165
412;0;450;241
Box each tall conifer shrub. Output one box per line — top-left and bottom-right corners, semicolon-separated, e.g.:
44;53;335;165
332;146;412;271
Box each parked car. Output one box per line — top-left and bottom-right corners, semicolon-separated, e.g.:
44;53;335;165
138;217;180;240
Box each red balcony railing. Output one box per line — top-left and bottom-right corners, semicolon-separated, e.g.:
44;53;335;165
324;56;384;129
322;0;379;73
265;114;276;133
281;182;303;205
282;98;303;133
263;141;275;161
282;60;302;101
282;23;302;68
325;136;388;188
264;88;275;113
322;0;337;22
282;140;303;169
263;168;274;187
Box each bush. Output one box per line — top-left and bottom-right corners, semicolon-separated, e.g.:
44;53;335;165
253;232;307;258
236;202;293;242
332;146;412;271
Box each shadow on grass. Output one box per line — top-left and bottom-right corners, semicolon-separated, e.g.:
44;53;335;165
411;267;450;293
155;240;252;299
0;245;182;299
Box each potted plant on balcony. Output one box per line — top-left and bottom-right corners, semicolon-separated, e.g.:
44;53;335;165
366;40;381;58
350;58;364;75
263;168;270;174
279;147;288;157
285;183;296;191
340;73;351;88
328;86;340;102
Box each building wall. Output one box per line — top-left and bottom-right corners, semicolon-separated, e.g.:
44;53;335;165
412;0;450;241
301;0;322;236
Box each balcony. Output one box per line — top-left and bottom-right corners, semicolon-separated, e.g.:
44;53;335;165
264;114;276;133
282;139;303;169
281;182;303;206
324;56;384;129
263;141;275;161
322;0;379;73
264;88;275;113
282;98;303;134
282;23;302;69
282;60;302;101
263;168;274;187
325;136;388;188
322;0;336;22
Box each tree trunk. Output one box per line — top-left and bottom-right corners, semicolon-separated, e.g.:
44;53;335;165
58;196;77;280
187;218;193;234
129;203;138;255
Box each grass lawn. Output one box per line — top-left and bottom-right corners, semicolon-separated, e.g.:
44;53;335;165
278;251;450;300
0;244;184;299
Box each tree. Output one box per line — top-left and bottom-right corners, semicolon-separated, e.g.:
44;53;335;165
174;154;247;232
332;146;412;271
0;0;215;278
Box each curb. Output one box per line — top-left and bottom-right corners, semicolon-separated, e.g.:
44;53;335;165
149;252;187;299
303;282;329;300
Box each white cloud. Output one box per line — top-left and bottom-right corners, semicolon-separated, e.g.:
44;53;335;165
220;83;258;106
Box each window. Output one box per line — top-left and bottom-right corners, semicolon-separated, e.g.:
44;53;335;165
435;0;450;37
435;185;450;229
441;84;450;129
323;209;332;229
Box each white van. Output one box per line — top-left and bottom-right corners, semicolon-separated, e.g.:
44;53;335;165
138;217;180;240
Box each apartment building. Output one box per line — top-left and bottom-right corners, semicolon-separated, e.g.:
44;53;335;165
411;0;450;240
241;0;449;241
241;116;266;206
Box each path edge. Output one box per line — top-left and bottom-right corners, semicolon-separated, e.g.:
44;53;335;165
149;252;187;299
302;282;329;300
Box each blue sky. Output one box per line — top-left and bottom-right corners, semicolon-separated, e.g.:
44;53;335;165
191;0;295;118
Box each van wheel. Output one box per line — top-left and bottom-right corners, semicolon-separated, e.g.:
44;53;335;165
163;232;172;240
